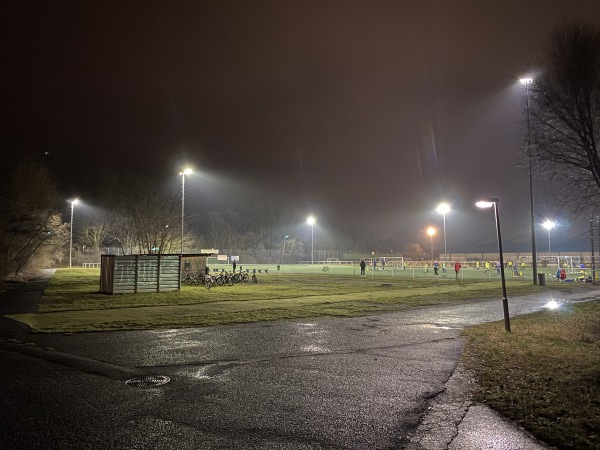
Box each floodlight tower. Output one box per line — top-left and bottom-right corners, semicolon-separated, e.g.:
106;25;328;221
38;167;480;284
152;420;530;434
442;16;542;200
436;203;450;259
520;76;538;284
426;227;437;262
307;216;316;264
543;220;556;267
180;168;193;254
543;220;555;253
69;199;79;268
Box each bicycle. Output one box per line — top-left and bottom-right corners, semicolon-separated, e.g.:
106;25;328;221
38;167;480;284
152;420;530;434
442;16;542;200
182;272;201;286
232;272;249;283
219;271;234;286
204;274;215;289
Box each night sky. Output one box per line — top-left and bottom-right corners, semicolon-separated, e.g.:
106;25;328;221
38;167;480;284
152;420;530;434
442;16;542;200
4;1;600;252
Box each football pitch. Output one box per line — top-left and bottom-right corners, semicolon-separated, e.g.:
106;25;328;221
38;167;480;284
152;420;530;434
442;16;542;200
229;262;560;283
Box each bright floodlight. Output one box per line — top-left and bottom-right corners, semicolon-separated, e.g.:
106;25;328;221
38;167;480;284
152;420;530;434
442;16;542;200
426;227;436;236
71;198;80;206
180;167;193;176
520;77;533;85
436;203;450;215
307;216;316;225
476;200;494;208
543;220;555;230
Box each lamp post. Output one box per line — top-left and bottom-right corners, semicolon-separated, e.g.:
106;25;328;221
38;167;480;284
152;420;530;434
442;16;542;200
520;77;538;284
179;168;192;254
426;227;436;262
307;216;316;264
543;220;556;269
543;220;555;253
436;203;450;260
476;197;511;332
69;199;79;268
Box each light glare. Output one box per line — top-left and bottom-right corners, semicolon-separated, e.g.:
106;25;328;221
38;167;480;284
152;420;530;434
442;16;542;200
436;203;450;215
520;77;533;85
545;300;560;310
307;216;316;225
476;201;494;208
543;220;555;230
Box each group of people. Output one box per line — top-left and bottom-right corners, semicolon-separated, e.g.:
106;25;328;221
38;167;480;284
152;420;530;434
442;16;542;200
432;261;462;279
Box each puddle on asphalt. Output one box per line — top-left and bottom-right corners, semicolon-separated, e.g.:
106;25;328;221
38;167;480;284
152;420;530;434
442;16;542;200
300;345;331;353
423;324;462;330
192;362;240;380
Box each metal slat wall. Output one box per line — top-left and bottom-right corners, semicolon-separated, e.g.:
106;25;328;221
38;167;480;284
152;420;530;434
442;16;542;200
101;255;181;294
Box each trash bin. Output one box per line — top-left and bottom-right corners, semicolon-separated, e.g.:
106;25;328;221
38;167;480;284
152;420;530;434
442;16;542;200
538;273;546;286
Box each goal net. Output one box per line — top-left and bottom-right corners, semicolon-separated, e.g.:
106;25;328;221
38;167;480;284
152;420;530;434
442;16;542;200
371;257;404;268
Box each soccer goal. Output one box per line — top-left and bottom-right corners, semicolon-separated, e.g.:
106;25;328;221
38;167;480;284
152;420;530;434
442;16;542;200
379;257;404;268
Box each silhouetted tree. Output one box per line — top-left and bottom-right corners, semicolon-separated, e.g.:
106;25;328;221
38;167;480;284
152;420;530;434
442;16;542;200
103;176;183;254
0;159;68;278
80;215;109;260
530;22;600;213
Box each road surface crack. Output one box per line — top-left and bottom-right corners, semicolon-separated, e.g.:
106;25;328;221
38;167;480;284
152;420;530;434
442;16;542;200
402;363;474;449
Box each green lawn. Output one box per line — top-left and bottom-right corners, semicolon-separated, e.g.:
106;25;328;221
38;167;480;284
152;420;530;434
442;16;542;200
5;267;584;333
462;300;600;450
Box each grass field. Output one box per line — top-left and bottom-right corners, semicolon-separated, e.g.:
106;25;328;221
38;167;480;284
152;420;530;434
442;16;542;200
462;300;600;450
5;266;584;333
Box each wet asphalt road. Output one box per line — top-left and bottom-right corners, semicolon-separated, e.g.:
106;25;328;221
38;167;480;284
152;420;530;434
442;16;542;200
1;273;597;449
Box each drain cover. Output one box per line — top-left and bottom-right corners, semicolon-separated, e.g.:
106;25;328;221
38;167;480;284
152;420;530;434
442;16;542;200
125;375;170;387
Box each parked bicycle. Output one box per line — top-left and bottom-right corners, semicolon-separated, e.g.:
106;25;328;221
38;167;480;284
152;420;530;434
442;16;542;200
232;272;250;283
182;272;201;286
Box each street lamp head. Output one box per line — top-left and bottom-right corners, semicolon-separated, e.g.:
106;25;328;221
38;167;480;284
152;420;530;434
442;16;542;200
426;226;436;237
436;203;450;215
476;198;498;208
70;198;79;206
307;216;316;226
543;220;556;230
180;168;193;176
476;201;493;208
519;77;533;85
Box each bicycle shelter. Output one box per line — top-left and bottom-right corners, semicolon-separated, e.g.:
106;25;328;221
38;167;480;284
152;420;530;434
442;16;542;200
100;252;214;294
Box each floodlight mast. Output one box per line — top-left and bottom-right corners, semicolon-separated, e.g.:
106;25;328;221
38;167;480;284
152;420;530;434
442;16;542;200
436;203;450;259
543;220;555;253
520;76;538;284
426;227;436;261
180;168;193;254
476;197;511;332
69;199;79;268
307;216;316;264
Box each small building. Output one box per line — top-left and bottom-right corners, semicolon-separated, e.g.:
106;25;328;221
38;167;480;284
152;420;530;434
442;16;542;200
100;253;214;294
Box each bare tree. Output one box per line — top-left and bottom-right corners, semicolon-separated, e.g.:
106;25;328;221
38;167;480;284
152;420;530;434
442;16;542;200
0;159;67;278
530;22;600;213
80;217;109;260
278;236;304;263
102;176;184;254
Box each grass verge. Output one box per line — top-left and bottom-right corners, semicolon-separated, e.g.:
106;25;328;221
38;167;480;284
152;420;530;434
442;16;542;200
462;300;600;450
